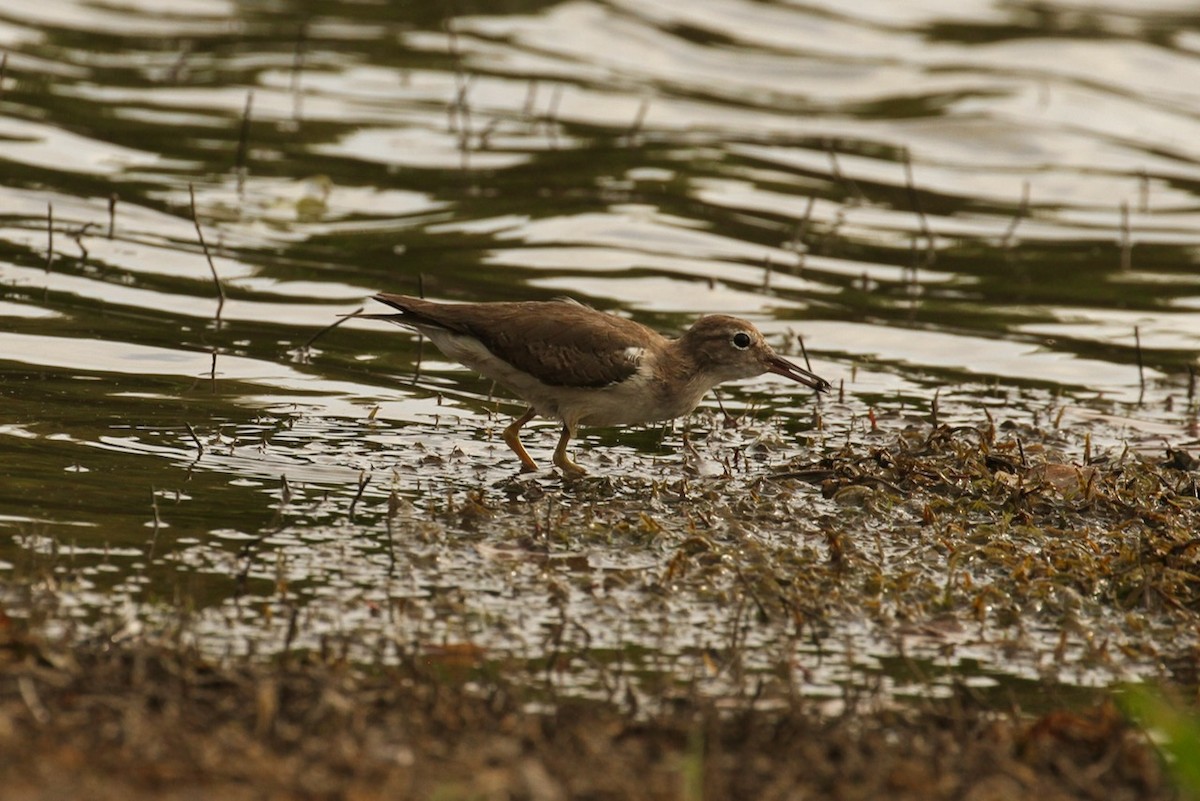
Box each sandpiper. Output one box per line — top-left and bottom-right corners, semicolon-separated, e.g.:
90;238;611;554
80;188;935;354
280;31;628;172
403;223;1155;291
365;293;829;475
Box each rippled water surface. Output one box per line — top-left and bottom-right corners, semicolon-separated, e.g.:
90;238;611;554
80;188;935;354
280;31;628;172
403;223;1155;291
3;0;1200;703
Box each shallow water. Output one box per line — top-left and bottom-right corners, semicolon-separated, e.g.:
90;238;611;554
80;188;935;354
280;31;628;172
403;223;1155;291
2;0;1200;705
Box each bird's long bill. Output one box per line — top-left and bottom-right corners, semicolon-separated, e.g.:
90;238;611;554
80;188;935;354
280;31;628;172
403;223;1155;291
766;354;831;393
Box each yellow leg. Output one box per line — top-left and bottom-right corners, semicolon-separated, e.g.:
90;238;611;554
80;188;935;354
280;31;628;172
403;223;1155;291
502;407;539;473
552;423;587;476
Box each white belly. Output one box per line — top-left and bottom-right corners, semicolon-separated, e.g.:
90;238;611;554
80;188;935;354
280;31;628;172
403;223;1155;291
426;330;707;429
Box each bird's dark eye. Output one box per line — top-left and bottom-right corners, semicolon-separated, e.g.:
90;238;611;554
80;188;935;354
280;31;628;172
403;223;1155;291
731;331;752;350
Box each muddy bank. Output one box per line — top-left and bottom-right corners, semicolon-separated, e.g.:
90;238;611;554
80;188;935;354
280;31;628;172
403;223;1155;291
0;620;1169;801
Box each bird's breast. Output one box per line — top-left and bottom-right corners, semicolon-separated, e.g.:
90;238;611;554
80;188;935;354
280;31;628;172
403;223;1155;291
422;331;709;428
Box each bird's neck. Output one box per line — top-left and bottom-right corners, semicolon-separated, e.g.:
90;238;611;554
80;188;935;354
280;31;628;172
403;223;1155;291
651;338;718;417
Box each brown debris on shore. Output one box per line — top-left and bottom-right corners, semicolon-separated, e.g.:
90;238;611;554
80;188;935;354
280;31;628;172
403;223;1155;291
0;622;1168;801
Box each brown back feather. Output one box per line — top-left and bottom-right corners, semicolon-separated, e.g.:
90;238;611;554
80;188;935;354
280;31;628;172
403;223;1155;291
372;294;659;388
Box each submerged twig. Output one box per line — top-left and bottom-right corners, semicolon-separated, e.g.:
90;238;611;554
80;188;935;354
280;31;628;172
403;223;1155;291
71;223;95;261
235;90;254;191
282;605;300;655
826;141;865;205
907;235;920;307
166;41;192;83
265;474;292;532
797;334;815;377
1000;181;1030;253
42;203;53;302
188;184;227;315
289;20;307;123
148;488;162;560
445;22;476;169
386;489;400;575
544;84;562;148
349;471;372;524
522;78;539;120
302;306;362;352
44;203;53;274
1119;200;1133;271
414;273;427;383
903;149;935;266
625;96;649;144
1134;325;1145;401
184;422;204;457
713;388;737;427
150;488;162;537
791;195;816;255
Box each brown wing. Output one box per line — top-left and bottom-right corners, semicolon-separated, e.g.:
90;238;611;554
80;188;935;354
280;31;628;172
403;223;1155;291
371;294;657;388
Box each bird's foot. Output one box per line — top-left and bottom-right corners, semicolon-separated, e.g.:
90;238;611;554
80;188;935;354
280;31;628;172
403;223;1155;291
553;451;588;478
503;409;541;474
